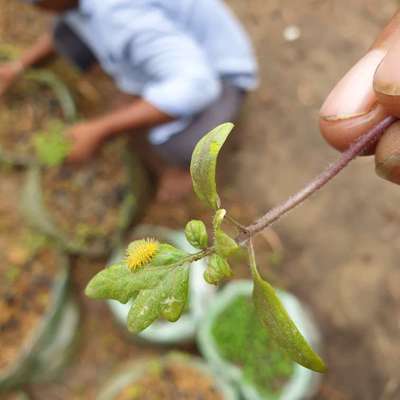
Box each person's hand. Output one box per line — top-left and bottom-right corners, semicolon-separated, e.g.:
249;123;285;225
0;61;24;97
66;121;106;163
320;11;400;184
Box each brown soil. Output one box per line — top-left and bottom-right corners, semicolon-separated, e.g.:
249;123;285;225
2;393;30;400
0;80;63;163
1;1;400;400
115;360;222;400
41;140;130;252
0;172;57;373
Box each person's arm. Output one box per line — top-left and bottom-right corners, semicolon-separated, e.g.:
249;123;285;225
67;98;173;162
19;32;56;70
0;32;56;96
320;11;400;184
67;8;221;162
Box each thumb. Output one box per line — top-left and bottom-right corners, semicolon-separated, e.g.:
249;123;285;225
372;31;400;183
319;11;400;154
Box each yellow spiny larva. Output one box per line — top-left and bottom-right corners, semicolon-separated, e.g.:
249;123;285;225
125;238;159;271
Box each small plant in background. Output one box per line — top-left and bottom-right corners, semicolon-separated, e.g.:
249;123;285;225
86;116;397;374
33;120;70;167
212;295;294;396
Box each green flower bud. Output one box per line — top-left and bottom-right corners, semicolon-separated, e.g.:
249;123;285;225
185;220;208;249
204;254;232;285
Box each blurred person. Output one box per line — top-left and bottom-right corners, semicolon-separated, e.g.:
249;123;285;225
320;11;400;186
0;0;258;200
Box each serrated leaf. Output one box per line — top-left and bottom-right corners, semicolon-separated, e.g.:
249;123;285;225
85;263;170;304
127;264;189;332
190;123;234;209
204;254;232;285
185;220;208;249
248;243;326;373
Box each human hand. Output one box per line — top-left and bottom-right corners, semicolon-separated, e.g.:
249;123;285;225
0;61;24;97
320;11;400;184
66;121;106;163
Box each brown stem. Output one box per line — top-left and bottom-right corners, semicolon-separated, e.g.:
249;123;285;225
237;116;397;245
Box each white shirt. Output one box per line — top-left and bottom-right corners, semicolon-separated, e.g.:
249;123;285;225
61;0;258;143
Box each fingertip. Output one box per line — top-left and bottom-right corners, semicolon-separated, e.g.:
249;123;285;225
320;105;388;154
374;39;400;117
375;121;400;184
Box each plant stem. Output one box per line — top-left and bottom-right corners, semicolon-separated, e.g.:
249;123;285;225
190;247;214;262
237;116;397;245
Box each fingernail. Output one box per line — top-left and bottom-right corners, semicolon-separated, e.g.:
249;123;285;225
374;45;400;96
320;49;386;121
376;155;400;183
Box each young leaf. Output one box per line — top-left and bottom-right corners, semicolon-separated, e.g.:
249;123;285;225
248;242;327;373
185;220;208;249
204;254;232;285
85;244;189;304
127;264;189;332
215;230;239;258
33;120;70;167
213;209;226;231
213;209;239;258
150;244;188;266
190;123;234;209
85;263;170;304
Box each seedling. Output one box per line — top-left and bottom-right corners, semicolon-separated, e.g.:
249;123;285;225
86;116;396;373
33;120;70;167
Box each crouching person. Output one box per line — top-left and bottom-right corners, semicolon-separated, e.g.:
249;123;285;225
0;0;258;200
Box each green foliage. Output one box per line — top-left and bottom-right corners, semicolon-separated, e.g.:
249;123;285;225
249;244;326;373
85;123;327;374
212;208;239;258
190;123;234;209
128;264;189;332
150;244;188;266
204;254;232;285
212;295;294;396
86;243;191;332
185;220;208;249
33;120;70;167
214;229;239;258
5;265;21;285
85;263;169;304
213;208;226;230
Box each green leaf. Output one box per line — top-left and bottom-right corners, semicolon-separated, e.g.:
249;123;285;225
215;230;239;258
190;123;234;209
248;243;326;373
185;220;208;249
85;243;188;302
204;254;232;285
127;264;189;332
213;209;226;231
85;242;191;332
85;263;170;304
150;244;188;266
33;120;70;167
213;209;239;258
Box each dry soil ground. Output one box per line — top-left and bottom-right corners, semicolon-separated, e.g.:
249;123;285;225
1;1;400;399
